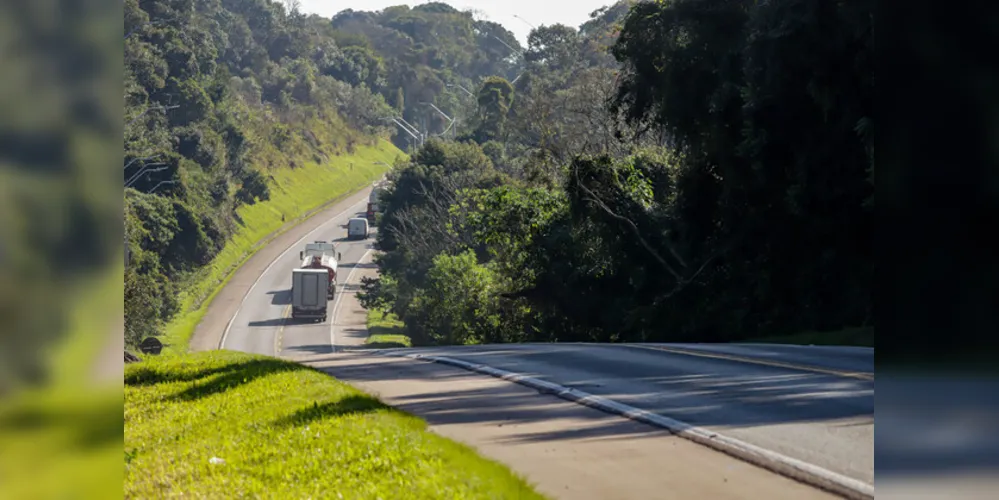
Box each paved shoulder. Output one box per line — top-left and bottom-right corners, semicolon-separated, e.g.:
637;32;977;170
301;351;837;500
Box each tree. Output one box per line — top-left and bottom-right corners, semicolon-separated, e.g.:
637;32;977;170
473;76;514;142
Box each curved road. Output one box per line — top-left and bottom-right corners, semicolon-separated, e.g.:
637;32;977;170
386;343;874;486
218;196;377;356
205;186;874;498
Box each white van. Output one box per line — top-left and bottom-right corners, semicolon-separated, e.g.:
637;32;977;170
346;217;369;240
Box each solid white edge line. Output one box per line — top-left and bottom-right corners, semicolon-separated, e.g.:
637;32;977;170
330;248;373;351
373;350;875;500
218;197;368;350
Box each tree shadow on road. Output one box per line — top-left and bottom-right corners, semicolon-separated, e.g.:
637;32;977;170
283;344;335;356
302;350;875;447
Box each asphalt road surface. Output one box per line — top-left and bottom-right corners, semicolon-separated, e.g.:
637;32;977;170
381;343;875;486
218;195;378;356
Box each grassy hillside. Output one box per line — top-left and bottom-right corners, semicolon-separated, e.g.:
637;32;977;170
125;351;546;499
162;140;404;352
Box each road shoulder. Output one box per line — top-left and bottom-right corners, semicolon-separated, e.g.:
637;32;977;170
330;249;379;349
300;352;836;500
294;261;836;500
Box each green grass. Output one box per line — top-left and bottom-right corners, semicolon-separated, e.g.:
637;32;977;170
124;351;545;499
163;139;405;352
365;307;411;348
747;326;874;347
0;387;122;499
49;260;125;385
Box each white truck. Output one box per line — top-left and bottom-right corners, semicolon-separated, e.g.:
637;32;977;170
299;241;340;262
298;241;340;300
291;268;329;322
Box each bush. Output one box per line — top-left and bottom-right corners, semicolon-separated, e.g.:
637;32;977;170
235;168;270;205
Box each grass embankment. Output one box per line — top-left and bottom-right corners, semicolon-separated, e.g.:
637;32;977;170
365;307;411;348
125;351;545;499
163;140;404;352
747;326;874;347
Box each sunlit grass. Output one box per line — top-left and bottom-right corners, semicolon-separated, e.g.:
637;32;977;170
365;307;411;348
124;351;545;499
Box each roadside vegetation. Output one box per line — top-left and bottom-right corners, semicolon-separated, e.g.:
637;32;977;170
365;308;411;348
123;0;412;352
125;351;545;499
358;0;873;348
122;0;873;358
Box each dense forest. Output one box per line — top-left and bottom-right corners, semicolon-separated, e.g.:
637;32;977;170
123;0;409;346
359;0;874;346
123;0;874;351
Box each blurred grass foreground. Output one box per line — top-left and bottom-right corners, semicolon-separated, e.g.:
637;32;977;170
0;0;124;497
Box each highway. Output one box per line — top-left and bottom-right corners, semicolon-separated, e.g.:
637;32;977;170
196;186;874;499
215;194;378;356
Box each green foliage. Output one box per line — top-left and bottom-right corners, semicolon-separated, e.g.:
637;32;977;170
123;0;873;354
474;76;515;142
124;351;545;498
328;4;524;149
0;0;122;393
365;0;871;347
602;0;873;339
235;167;271;204
125;0;408;348
364;307;411;348
405;250;504;346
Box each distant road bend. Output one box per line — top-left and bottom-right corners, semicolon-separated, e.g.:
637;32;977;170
199;186;874;499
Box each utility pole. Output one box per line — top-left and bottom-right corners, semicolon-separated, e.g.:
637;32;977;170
386;117;421;148
396;116;425;146
421;102;456;140
446;83;475;98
